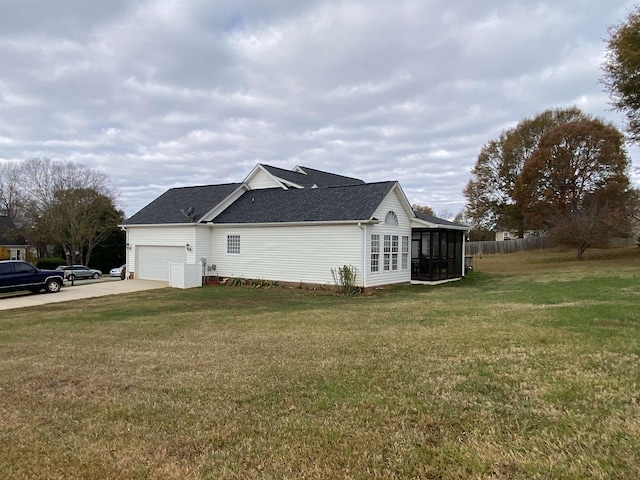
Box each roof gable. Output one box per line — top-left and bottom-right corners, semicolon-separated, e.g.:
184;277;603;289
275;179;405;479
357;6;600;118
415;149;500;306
0;216;26;245
213;182;396;224
293;165;365;187
255;164;364;189
124;183;242;225
258;165;308;188
243;165;292;190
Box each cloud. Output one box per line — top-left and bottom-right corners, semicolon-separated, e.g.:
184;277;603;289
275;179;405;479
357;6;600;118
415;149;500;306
0;0;638;217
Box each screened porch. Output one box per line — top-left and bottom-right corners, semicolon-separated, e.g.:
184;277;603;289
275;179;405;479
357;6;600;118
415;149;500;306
411;229;464;282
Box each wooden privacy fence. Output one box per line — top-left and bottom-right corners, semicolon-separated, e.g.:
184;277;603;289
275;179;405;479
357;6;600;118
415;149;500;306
465;237;555;255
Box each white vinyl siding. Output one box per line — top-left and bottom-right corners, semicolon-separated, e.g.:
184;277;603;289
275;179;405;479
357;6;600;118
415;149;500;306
195;226;212;262
211;224;363;285
367;186;412;286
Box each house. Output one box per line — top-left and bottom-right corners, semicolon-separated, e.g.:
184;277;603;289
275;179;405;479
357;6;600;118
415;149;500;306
122;165;468;288
495;229;512;242
0;216;27;261
494;228;538;241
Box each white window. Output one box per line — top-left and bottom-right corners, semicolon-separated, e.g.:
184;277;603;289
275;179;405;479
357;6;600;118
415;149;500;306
383;235;391;270
371;235;380;272
227;235;240;254
391;235;399;270
385;211;398;225
401;236;409;270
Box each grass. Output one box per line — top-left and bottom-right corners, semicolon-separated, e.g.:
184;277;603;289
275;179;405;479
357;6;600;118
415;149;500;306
0;247;639;479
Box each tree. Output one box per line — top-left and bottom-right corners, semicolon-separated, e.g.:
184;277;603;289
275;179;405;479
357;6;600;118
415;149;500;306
88;226;126;273
545;196;631;259
0;161;25;222
10;158;119;260
452;210;493;241
514;118;633;258
602;6;640;143
464;107;587;235
412;204;435;216
41;188;123;266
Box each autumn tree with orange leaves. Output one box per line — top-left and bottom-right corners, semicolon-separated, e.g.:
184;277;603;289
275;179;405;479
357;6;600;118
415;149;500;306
514;118;634;258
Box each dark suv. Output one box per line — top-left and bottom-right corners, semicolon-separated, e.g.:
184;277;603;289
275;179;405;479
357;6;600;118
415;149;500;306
0;260;64;294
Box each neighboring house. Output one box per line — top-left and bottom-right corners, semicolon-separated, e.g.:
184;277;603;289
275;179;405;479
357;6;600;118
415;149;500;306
495;229;512;242
0;216;27;261
122;164;468;288
495;228;538;241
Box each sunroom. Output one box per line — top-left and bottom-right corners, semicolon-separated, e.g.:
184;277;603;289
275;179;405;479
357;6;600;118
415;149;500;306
410;213;468;283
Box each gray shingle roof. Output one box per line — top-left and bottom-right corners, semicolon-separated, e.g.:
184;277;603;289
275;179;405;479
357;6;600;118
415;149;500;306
414;211;467;228
213;182;396;224
261;164;364;187
124;183;242;225
0;216;26;245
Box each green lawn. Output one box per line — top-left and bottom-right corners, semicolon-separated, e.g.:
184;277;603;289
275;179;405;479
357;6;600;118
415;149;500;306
1;247;639;479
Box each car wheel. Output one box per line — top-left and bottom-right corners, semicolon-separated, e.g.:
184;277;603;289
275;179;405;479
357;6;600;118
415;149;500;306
68;274;75;281
92;272;100;279
45;279;62;293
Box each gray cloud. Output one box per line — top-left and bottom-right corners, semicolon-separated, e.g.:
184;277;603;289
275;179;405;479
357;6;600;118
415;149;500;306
1;0;638;217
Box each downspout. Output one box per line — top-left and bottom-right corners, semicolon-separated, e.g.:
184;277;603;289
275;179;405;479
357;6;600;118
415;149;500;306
358;222;366;288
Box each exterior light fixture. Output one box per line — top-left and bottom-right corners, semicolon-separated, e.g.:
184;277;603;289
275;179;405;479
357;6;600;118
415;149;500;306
185;243;192;252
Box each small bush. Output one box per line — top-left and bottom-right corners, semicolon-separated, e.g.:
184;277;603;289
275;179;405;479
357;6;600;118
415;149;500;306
36;257;66;270
227;277;248;287
252;279;278;289
226;277;280;288
331;265;361;295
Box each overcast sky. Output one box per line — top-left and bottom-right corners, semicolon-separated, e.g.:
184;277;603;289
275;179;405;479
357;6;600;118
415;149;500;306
1;0;639;218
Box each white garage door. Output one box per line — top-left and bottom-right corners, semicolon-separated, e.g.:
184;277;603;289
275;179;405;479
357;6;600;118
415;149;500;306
137;246;186;281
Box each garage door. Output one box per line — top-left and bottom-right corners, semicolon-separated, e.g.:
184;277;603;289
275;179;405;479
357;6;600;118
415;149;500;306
137;246;186;281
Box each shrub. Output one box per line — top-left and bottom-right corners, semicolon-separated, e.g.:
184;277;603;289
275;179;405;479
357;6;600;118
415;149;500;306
36;257;66;270
252;279;278;289
331;265;361;295
227;277;248;287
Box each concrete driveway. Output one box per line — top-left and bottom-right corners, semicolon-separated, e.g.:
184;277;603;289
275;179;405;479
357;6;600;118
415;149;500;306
0;279;168;312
